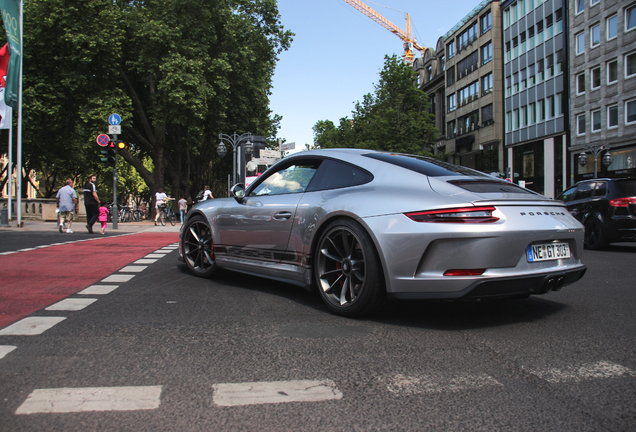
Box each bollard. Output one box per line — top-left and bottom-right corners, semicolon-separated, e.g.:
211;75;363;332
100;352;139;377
1;204;10;227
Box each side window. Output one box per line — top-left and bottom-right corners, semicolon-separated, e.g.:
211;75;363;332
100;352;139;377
573;182;595;200
306;159;373;192
250;161;320;196
558;186;577;203
594;181;608;197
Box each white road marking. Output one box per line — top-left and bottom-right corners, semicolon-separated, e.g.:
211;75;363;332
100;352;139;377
527;361;636;383
134;259;157;264
15;386;163;414
0;345;17;359
45;298;98;311
0;317;66;336
77;285;119;295
101;274;135;283
385;373;503;396
213;379;343;407
144;253;167;258
119;266;148;273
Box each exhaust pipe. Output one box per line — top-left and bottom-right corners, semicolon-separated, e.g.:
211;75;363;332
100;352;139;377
553;277;565;291
545;278;556;292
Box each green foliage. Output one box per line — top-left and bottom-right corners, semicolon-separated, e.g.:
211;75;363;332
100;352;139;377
313;55;438;156
13;0;292;200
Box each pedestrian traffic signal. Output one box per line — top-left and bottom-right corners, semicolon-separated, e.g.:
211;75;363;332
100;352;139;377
117;141;126;150
100;148;116;167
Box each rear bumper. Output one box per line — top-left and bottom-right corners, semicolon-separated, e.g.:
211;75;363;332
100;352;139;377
389;265;587;300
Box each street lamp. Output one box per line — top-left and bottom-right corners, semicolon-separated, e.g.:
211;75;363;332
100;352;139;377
578;144;612;178
217;132;253;185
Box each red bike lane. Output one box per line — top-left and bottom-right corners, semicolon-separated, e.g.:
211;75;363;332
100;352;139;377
0;232;179;329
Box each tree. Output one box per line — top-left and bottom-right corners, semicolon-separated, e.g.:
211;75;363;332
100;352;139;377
16;0;292;202
313;55;438;155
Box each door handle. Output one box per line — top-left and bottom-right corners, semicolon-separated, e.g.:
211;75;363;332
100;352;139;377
273;212;292;221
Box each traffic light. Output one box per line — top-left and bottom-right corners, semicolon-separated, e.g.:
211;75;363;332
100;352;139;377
100;147;117;167
117;141;126;150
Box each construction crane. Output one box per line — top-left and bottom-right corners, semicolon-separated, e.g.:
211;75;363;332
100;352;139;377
343;0;425;63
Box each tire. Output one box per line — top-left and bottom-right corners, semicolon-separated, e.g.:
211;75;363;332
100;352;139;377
314;218;386;317
584;217;609;250
169;213;177;226
182;216;217;277
159;211;165;226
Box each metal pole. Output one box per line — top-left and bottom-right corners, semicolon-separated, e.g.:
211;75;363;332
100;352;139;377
7;111;12;220
16;0;23;227
232;143;237;185
112;134;118;229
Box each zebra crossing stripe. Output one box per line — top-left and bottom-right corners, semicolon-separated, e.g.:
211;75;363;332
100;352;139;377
527;361;636;383
0;317;66;336
119;266;148;273
101;274;135;283
77;285;119;295
45;298;98;311
213;379;343;407
0;345;17;359
385;373;503;396
15;386;163;414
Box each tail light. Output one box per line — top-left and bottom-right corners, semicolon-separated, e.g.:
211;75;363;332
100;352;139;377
405;206;499;223
609;197;636;207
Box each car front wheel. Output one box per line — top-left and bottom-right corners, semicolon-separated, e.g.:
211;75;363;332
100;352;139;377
182;216;217;277
314;219;385;317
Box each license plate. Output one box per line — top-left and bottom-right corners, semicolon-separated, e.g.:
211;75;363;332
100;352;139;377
527;242;571;262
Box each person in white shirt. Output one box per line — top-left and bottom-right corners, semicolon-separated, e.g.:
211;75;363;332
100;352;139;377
202;185;213;200
154;187;174;225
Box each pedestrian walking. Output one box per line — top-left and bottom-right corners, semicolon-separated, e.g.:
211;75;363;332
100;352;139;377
202;185;214;200
98;200;109;235
56;179;78;233
178;196;187;223
186;196;193;213
154;187;174;225
83;175;100;234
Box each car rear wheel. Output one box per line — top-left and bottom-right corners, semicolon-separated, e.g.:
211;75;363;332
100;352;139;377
584;217;608;250
314;219;385;317
183;216;217;277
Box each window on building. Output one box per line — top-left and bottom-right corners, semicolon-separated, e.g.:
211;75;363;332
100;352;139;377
546;14;554;38
591;66;601;89
577;72;585;94
481;10;492;34
528;63;536;85
482;72;493;94
530;102;536;124
555;9;563;33
481;42;492;64
458;22;479;53
577;113;586;135
458;110;479;134
513;72;519;92
506;75;512;96
457;51;479;79
627;5;636;32
537;21;544;44
548;95;555;118
512;37;518;58
447;94;456;112
608;105;618;128
427;65;433;81
521;68;528;89
446;66;455;86
482;104;494;125
505;41;511;62
458;80;480;106
521;106;528;127
546;55;554;77
447;119;457;137
590;0;600;5
514;109;520;129
576;32;585;55
504;9;510;29
591;24;601;47
520;32;527;54
441;55;445;71
538;59;545;81
576;0;584;15
592;109;601;132
507;111;513;131
539;99;546;121
528;26;535;48
626;52;636;77
447;41;455;59
627;100;636;124
608;60;618;84
556;49;564;74
607;15;618;40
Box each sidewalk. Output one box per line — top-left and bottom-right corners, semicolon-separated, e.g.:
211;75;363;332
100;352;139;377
0;219;182;234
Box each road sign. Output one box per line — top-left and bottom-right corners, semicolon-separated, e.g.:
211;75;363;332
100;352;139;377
96;134;110;147
260;149;281;158
108;114;122;125
108;125;121;134
280;142;295;152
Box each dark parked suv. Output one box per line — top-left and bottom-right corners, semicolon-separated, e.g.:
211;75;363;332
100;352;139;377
556;178;636;250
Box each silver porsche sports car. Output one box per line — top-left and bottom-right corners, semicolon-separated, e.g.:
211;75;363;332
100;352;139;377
179;149;586;317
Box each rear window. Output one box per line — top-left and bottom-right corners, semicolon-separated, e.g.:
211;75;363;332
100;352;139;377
615;179;636;196
363;153;492;178
448;180;538;195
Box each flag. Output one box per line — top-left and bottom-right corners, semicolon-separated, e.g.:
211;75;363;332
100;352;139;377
0;43;8;87
0;0;21;109
0;88;11;129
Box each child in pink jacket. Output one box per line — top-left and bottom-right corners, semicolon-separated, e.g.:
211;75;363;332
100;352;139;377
98;201;109;234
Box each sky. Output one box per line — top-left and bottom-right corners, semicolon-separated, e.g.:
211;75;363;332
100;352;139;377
269;0;488;151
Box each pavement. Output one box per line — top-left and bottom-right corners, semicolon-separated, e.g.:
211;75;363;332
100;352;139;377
0;219;182;234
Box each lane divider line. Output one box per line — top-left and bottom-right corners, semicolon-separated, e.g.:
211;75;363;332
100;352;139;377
45;299;98;311
385;373;503;396
0;317;67;336
15;386;163;414
526;361;636;383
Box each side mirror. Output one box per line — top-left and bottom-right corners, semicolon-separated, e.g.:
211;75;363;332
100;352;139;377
230;183;246;203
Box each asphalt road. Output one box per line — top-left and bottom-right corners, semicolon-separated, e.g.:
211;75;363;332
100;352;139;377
1;230;635;431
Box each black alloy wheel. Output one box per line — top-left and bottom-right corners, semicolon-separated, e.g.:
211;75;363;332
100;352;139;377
314;219;385;317
584;217;608;250
183;216;216;277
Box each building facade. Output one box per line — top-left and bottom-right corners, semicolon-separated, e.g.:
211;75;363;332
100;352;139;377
502;0;568;198
569;0;636;183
